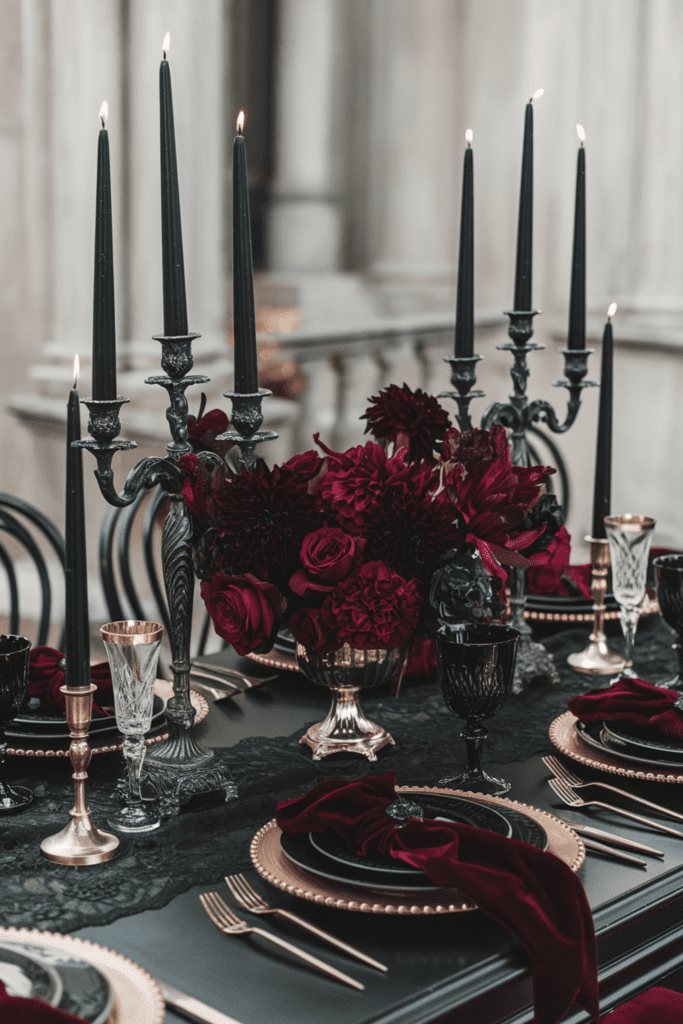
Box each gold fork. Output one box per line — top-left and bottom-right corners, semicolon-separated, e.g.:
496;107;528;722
542;754;683;825
199;893;365;991
547;777;683;838
225;873;387;972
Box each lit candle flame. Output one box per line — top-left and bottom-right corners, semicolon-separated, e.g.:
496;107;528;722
236;110;245;135
465;128;473;145
162;31;170;58
73;355;79;389
607;302;617;319
531;88;545;101
576;123;586;144
99;101;108;127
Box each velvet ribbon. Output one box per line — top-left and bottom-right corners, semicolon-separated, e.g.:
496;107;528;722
27;647;113;717
0;981;87;1023
569;677;683;744
601;987;683;1023
277;772;599;1024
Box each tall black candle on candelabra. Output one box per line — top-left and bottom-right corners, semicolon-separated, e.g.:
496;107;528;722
92;103;117;401
567;127;586;351
78;36;236;817
440;129;483;430
513;98;535;315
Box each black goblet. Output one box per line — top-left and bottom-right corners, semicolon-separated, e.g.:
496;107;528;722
0;634;33;813
654;554;683;690
435;624;519;796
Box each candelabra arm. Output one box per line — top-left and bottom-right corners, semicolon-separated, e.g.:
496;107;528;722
77;448;184;509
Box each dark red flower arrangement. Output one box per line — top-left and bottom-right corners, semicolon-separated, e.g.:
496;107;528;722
182;384;565;659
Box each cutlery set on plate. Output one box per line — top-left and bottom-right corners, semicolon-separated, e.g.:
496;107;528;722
543;754;683;867
189;661;277;702
200;873;386;992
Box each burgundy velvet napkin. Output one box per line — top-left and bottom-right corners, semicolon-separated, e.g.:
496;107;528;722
277;772;599;1024
569;678;683;744
27;647;114;717
0;981;87;1023
601;987;683;1023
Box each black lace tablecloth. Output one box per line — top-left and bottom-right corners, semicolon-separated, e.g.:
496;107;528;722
3;617;674;934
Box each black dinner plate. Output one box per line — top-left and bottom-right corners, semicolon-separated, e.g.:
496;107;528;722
281;791;548;892
602;720;683;761
575;720;683;770
525;590;619;616
7;694;165;740
0;941;114;1024
0;944;62;1006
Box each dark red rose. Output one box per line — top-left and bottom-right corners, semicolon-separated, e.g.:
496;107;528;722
281;449;325;486
362;383;452;463
201;573;283;656
290;527;366;599
28;647;113;716
526;525;571;595
289;606;337;651
322;560;422;650
442;425;554;582
187;393;231;456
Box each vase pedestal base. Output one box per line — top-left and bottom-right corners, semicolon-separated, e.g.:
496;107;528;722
299;686;395;762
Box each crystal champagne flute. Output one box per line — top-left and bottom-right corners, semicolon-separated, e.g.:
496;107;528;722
101;620;163;832
604;515;655;680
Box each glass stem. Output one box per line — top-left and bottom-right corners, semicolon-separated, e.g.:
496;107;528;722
462;718;487;779
509;567;532;637
620;605;639;670
123;735;145;806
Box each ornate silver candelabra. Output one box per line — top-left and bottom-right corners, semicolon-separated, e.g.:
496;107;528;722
440;310;596;689
77;332;238;817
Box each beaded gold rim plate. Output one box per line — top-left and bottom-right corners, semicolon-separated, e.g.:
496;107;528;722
6;682;209;758
0;928;164;1024
250;785;584;915
549;711;683;783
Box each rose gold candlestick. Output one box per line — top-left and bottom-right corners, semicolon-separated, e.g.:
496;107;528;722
40;684;120;865
567;537;626;675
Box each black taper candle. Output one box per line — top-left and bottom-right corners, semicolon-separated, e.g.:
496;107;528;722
567;128;586;349
233;113;259;394
454;131;474;358
159;36;188;338
92;103;117;401
513;94;542;312
65;360;91;689
591;305;616;539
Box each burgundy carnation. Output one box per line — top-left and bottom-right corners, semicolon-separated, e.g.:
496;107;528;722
290;527;366;598
289;606;337;652
322;560;423;650
201;572;283;656
362;383;452;462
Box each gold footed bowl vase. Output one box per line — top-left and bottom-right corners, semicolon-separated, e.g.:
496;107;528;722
295;643;409;761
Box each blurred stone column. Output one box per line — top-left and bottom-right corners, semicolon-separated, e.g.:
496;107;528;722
268;0;345;272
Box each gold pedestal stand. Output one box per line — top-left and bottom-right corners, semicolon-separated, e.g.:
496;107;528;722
40;685;120;865
567;537;626;675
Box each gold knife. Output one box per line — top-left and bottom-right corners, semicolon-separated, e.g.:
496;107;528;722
157;977;244;1024
564;822;664;857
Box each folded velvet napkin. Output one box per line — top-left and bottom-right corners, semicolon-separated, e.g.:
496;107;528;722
277;772;599;1024
568;677;683;744
601;987;683;1023
27;647;114;717
0;980;87;1023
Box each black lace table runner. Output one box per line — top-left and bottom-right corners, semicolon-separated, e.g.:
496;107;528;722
2;617;673;933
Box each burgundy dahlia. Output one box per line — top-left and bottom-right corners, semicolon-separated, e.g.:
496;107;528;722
362;383;452;462
314;441;409;533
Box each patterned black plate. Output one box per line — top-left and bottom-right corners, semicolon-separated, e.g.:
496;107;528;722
0;944;62;1006
7;695;165;739
576;720;683;770
0;941;113;1024
310;794;512;877
602;720;683;761
280;791;548;892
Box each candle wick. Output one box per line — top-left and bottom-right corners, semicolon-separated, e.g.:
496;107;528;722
100;115;106;129
163;49;167;59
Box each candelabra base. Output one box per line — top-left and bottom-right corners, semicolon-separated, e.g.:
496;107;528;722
141;728;237;819
512;633;560;694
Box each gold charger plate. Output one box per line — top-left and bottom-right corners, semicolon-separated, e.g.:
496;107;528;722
250;785;584;915
550;711;683;783
248;648;299;672
7;682;210;758
0;928;164;1024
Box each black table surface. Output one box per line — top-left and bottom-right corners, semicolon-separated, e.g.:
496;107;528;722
72;641;683;1024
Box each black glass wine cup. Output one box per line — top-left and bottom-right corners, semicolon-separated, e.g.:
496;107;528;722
654;554;683;690
435;624;520;796
0;634;33;813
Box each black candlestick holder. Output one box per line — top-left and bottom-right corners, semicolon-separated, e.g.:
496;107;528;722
217;388;279;471
442;309;597;690
76;332;238;817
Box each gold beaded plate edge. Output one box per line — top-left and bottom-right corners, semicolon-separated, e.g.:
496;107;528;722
250;785;584;915
0;928;164;1024
6;681;209;758
550;711;683;784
